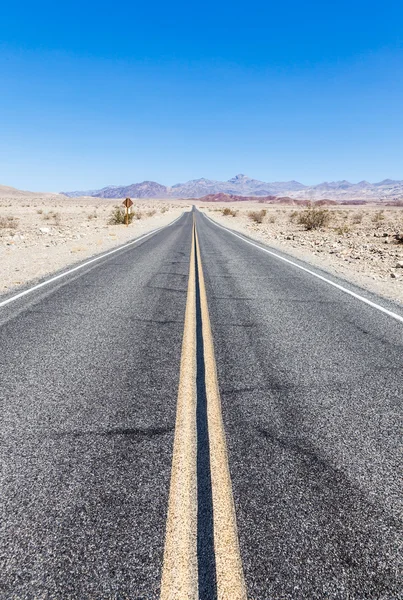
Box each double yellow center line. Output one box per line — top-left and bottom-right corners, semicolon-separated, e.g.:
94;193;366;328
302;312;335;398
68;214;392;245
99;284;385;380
160;218;247;599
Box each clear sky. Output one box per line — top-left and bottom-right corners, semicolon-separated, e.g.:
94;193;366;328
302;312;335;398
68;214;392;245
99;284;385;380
1;0;402;191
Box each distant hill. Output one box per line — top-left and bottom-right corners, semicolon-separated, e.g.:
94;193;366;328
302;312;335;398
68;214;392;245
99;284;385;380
169;174;307;198
196;193;339;205
61;174;307;199
63;181;168;199
291;179;403;201
0;185;61;198
61;174;403;201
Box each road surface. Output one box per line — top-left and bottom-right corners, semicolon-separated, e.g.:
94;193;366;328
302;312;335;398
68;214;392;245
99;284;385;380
1;209;402;599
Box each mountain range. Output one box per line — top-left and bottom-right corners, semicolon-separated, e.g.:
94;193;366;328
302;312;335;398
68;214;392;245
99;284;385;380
61;174;403;201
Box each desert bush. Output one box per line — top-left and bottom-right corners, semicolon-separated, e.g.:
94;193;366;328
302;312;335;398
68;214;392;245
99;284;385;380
334;224;350;235
147;209;156;217
394;232;403;244
248;209;266;223
268;214;276;223
161;206;169;213
42;211;60;224
36;209;43;214
289;210;299;222
298;206;331;230
372;210;385;223
351;212;363;224
0;216;18;229
108;206;134;225
87;212;97;220
222;207;237;217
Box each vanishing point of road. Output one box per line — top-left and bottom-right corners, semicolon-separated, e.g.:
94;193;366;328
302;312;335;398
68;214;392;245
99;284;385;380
1;209;402;599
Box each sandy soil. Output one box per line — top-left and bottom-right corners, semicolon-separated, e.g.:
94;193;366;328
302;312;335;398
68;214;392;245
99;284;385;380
200;203;403;306
0;195;189;295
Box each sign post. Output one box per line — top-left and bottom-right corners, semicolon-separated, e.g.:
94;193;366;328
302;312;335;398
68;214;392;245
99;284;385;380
122;197;134;226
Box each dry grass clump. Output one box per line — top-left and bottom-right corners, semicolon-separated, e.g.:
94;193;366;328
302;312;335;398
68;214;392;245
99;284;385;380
268;214;276;224
42;211;61;225
87;212;97;220
108;206;135;225
147;209;156;217
394;232;403;244
222;207;237;217
351;212;364;224
289;210;299;222
248;209;266;223
298;206;331;230
0;216;18;229
334;224;350;236
160;206;169;213
372;210;385;223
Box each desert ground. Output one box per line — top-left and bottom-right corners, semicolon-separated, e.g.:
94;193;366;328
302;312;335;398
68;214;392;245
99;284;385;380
0;192;187;294
200;203;403;305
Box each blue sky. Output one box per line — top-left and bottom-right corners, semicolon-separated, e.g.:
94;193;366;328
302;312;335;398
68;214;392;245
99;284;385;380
1;0;402;191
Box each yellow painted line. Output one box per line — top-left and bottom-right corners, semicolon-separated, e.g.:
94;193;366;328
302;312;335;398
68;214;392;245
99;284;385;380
195;227;247;600
161;217;247;599
160;221;198;600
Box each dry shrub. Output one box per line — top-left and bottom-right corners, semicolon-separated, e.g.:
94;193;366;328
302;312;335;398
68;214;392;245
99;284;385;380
334;224;350;235
87;212;97;220
108;206;134;224
298;206;331;230
372;210;385;223
289;210;299;222
147;209;156;217
351;212;363;224
394;232;403;244
160;206;169;213
42;211;60;224
0;216;18;229
248;209;266;223
268;214;276;223
222;207;237;217
52;212;61;226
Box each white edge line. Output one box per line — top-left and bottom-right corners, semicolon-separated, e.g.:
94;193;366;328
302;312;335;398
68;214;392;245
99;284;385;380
0;213;184;309
200;211;403;325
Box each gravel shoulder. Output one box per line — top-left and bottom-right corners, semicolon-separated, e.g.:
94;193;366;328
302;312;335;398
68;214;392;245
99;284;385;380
0;194;188;294
201;204;403;306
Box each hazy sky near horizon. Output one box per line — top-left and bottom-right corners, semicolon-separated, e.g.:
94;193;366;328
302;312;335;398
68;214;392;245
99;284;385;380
1;0;402;191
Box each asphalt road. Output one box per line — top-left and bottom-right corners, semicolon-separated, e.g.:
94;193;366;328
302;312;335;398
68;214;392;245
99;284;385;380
0;212;193;600
196;212;403;600
1;208;402;599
